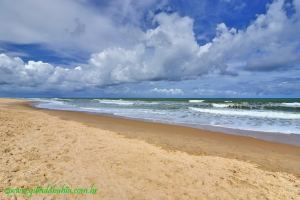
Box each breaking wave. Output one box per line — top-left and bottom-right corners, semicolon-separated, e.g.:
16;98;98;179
189;107;300;119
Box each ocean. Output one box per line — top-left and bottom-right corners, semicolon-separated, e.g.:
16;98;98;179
31;98;300;137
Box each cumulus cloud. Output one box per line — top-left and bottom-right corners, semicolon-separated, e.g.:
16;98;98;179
1;0;300;93
151;88;183;95
207;0;300;71
0;13;213;90
84;13;214;83
0;0;145;55
0;54;54;87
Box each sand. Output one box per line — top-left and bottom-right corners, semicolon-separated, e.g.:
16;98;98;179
0;99;299;200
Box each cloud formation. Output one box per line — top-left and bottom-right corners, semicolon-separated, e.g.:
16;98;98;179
0;0;147;55
210;0;300;71
0;12;211;90
0;0;300;94
151;88;183;95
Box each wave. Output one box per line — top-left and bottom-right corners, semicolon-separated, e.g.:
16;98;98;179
211;103;230;108
93;99;135;106
280;102;300;108
93;99;162;106
210;102;300;110
188;100;205;103
189;107;300;119
211;103;256;109
211;102;268;110
29;98;67;105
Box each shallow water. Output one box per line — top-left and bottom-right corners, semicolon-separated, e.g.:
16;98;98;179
31;98;300;135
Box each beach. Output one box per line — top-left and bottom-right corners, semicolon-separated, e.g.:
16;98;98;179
0;98;299;199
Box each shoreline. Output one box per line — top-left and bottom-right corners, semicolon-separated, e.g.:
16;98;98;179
33;100;300;147
25;100;300;176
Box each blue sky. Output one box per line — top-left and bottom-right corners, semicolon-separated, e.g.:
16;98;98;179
0;0;299;97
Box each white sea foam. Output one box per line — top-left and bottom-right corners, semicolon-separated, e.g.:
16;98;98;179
30;98;66;105
82;107;105;111
189;107;300;119
93;99;135;105
189;100;205;103
211;103;230;108
280;102;300;108
93;99;162;106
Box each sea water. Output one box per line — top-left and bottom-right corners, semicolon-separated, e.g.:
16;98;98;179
32;98;300;134
30;98;300;135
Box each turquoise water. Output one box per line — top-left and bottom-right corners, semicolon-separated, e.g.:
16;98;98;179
32;98;300;135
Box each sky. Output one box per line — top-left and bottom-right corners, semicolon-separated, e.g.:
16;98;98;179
0;0;299;98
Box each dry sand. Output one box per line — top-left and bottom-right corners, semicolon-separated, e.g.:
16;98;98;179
0;98;299;199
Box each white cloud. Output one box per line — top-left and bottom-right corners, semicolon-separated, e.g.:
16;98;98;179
0;12;219;90
84;13;212;84
79;0;300;86
207;0;300;71
151;88;183;95
0;54;54;87
0;0;146;55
